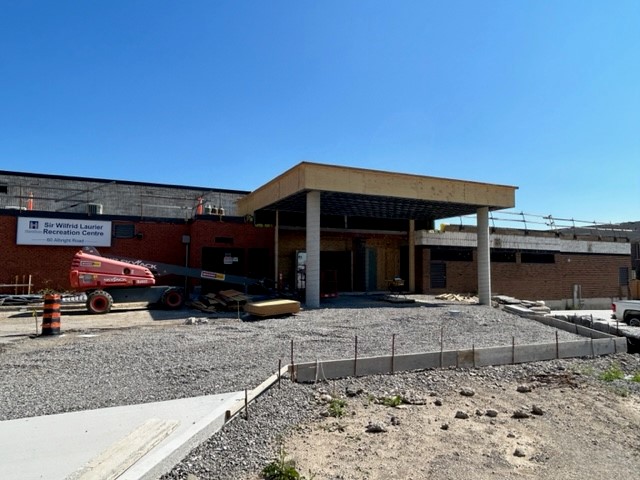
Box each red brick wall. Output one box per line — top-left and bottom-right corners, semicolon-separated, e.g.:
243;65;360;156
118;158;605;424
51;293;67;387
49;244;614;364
418;247;630;300
0;215;271;293
492;253;629;300
189;219;274;275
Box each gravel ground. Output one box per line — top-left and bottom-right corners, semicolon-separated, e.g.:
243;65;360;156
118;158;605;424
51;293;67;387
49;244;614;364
0;294;637;479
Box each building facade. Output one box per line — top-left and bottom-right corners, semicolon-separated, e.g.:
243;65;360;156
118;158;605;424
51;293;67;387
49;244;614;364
0;165;632;307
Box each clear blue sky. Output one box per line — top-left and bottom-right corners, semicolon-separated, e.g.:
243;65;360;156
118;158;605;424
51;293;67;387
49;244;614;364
1;1;638;227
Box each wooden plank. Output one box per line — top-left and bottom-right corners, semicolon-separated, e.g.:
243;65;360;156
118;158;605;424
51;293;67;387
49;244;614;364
244;299;300;317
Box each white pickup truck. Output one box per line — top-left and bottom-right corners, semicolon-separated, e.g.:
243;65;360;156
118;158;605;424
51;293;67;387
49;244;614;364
612;300;640;326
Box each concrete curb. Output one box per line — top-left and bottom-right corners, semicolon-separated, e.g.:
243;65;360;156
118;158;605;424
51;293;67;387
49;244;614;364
291;315;627;383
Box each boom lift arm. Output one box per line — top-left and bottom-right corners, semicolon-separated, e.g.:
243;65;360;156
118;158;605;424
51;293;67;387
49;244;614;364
70;247;262;314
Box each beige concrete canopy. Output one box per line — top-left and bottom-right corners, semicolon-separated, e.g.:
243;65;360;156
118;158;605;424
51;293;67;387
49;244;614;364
237;162;516;219
237;162;517;309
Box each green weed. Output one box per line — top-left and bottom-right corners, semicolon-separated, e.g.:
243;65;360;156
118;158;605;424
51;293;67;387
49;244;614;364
599;364;625;382
328;398;347;418
381;395;403;407
262;445;306;480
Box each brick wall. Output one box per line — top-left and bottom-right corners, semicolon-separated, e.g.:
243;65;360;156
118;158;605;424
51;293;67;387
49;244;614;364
0;214;270;293
418;246;630;300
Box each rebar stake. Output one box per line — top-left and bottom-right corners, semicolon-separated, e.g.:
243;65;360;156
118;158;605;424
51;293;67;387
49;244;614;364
440;326;444;368
555;331;559;359
290;339;295;382
354;335;358;377
244;389;249;420
278;359;281;389
391;334;396;374
472;343;476;368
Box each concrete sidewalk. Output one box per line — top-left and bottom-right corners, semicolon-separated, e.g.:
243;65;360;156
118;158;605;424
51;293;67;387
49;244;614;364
0;391;245;480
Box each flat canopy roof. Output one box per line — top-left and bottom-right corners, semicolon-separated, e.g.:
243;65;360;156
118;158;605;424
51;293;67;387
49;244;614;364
237;162;517;221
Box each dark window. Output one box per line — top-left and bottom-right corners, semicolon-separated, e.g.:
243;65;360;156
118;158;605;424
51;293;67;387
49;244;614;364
214;236;234;244
491;250;516;263
112;224;135;239
430;262;447;288
430;247;473;262
521;252;555;264
0;186;7;194
619;267;629;286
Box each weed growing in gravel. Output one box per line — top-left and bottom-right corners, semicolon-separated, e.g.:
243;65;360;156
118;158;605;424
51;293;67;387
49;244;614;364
599;364;625;382
262;444;315;480
328;398;347;418
631;372;640;383
381;395;403;407
612;386;630;397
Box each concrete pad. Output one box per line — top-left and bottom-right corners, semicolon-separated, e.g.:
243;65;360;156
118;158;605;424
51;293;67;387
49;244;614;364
0;391;245;480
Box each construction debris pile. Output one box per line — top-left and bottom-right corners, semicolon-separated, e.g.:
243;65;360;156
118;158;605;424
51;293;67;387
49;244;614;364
435;293;479;303
492;295;552;314
0;294;43;306
189;290;249;313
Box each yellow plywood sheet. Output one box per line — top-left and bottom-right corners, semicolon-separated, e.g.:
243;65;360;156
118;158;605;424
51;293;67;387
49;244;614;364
244;299;301;317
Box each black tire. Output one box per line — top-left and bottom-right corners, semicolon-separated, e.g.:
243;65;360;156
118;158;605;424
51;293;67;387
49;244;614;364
86;290;113;314
161;288;184;310
628;315;640;327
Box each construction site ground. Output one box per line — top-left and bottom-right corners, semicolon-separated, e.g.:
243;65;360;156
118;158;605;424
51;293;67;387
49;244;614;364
1;296;640;479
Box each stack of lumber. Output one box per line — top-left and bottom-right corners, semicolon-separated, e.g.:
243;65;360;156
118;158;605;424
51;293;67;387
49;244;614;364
190;289;249;313
435;293;478;303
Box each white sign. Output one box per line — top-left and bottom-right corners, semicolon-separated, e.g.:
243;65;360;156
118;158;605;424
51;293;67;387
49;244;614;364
16;217;112;247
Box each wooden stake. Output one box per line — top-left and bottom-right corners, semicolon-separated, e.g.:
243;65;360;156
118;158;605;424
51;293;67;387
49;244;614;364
511;336;515;364
555;331;559;359
590;337;595;358
244;389;249;420
278;359;281;389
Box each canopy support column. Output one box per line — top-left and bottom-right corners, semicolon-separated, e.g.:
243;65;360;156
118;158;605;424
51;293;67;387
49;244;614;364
305;191;321;308
477;207;491;305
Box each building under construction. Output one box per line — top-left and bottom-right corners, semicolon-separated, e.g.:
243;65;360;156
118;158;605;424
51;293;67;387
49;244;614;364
0;162;634;308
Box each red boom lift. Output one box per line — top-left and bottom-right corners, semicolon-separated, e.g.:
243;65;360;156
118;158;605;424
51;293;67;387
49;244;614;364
69;246;261;314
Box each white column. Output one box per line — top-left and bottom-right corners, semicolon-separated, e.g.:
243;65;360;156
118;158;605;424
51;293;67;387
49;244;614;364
477;207;491;305
306;191;321;308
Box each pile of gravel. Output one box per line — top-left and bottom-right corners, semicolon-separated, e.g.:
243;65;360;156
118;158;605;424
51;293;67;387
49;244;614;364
1;295;630;479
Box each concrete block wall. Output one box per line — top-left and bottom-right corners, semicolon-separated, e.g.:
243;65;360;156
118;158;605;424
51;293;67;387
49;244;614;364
0;172;247;219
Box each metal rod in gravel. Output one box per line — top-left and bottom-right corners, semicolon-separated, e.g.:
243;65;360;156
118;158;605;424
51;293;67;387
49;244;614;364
391;334;396;374
354;335;358;377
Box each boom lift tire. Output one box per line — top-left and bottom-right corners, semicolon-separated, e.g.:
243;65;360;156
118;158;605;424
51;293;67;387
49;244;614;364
87;290;114;314
161;288;184;310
